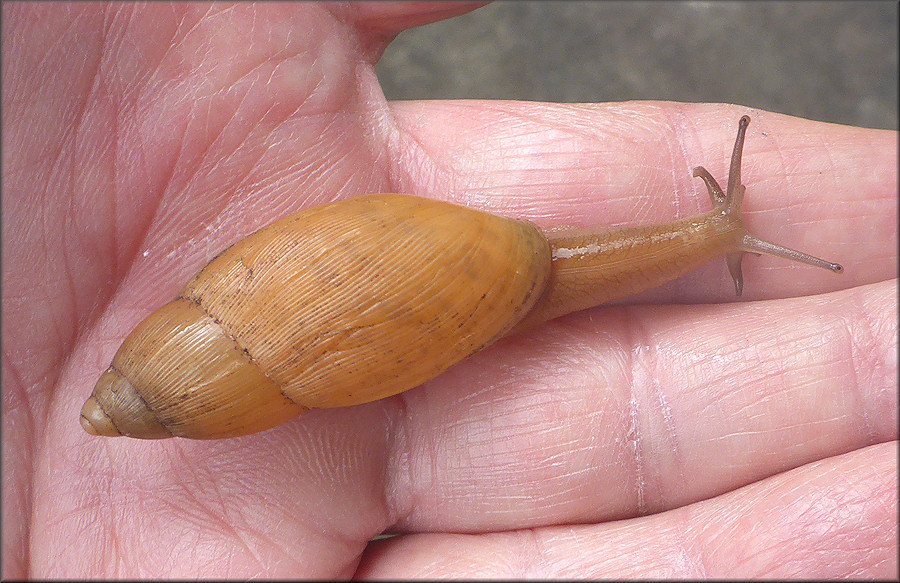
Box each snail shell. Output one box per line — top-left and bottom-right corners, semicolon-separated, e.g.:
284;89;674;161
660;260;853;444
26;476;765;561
81;194;550;439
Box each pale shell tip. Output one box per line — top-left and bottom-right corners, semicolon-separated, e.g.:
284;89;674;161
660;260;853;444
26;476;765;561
80;396;123;437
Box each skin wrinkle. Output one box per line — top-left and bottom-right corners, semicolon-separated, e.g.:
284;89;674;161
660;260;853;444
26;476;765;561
181;80;275;197
304;43;341;114
485;129;600;179
105;507;123;577
191;97;281;211
520;527;549;577
239;138;305;194
101;75;124;309
380;397;412;535
30;8;84;80
553;531;592;576
474;429;562;489
87;450;125;577
202;81;256;155
60;178;82;335
719;415;852;449
484;121;586;155
671;109;708;195
176;7;223;77
500;105;606;146
656;303;830;487
232;136;323;211
354;102;395;198
179;483;269;574
758;465;851;575
696;506;741;576
389;110;455;196
869;288;900;426
152;110;228;243
106;7;135;72
112;96;179;288
214;49;295;107
390;388;436;530
671;505;708;578
140;86;194;236
35;163;68;384
172;5;213;57
846;288;885;443
286;116;368;200
657;112;694;220
51;31;97;176
492;110;684;222
319;146;357;197
652;380;683;491
34;260;76;479
622;306;655;516
149;480;241;548
3;360;34;578
143;8;330;255
1;357;32;428
70;20;122;336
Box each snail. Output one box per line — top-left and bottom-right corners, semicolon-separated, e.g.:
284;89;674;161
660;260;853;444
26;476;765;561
80;115;843;440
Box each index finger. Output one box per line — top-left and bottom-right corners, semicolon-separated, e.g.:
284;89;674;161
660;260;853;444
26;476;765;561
382;101;896;302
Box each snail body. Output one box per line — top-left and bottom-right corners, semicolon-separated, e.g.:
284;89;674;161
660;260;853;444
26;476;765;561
80;116;843;440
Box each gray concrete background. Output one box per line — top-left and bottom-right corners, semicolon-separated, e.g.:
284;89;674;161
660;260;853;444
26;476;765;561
376;1;898;130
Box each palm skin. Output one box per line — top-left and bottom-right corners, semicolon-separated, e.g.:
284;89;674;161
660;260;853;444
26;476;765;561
3;2;896;578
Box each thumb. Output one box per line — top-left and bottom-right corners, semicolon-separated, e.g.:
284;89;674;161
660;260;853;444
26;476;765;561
341;1;487;55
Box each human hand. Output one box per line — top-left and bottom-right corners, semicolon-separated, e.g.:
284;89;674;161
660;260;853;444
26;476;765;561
3;2;896;578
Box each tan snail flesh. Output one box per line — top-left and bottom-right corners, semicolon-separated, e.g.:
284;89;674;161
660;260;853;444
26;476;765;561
80;116;843;440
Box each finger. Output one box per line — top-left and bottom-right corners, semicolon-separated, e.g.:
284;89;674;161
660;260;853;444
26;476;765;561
344;1;487;51
384;100;897;302
356;442;897;578
375;279;896;532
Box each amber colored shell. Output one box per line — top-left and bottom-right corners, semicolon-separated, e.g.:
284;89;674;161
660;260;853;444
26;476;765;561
80;194;551;439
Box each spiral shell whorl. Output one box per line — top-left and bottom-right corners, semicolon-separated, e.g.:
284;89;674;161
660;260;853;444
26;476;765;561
82;194;551;439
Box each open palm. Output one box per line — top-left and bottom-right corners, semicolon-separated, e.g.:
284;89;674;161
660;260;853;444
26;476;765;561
3;3;896;578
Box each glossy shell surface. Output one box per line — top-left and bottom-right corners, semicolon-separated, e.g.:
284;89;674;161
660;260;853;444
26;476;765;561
81;194;551;439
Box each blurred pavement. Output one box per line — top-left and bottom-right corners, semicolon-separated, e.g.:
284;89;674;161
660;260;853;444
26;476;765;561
376;1;897;130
